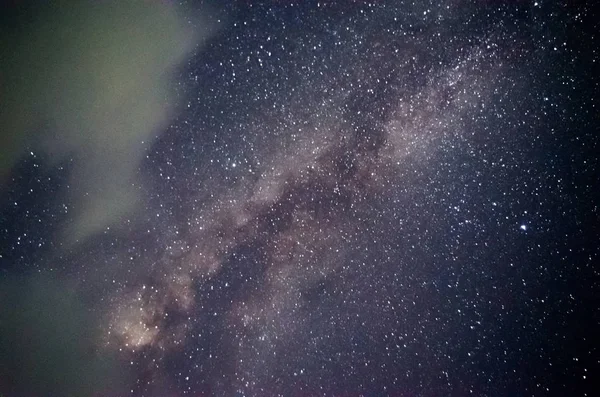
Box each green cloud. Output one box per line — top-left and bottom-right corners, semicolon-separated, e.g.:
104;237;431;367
1;0;212;243
0;273;130;396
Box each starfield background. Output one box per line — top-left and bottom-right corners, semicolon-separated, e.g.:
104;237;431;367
0;0;598;396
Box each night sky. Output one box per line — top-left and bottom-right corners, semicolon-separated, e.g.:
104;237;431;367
0;1;598;396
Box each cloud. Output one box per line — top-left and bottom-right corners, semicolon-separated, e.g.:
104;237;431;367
0;0;213;243
0;273;131;396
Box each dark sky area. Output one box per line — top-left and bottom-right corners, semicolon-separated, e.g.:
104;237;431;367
0;0;598;396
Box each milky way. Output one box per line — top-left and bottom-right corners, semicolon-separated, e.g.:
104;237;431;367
0;1;597;396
